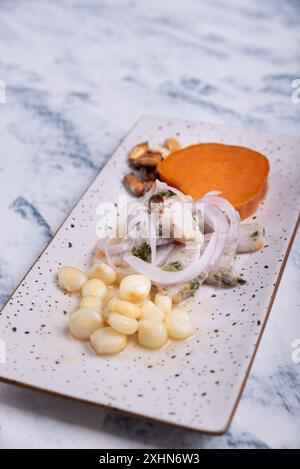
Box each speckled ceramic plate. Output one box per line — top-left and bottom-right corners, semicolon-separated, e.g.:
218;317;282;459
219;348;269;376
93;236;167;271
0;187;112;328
0;116;299;434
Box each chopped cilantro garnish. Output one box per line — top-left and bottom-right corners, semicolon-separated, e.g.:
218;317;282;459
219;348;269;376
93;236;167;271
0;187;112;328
157;190;175;198
162;261;182;271
132;243;151;263
190;279;200;293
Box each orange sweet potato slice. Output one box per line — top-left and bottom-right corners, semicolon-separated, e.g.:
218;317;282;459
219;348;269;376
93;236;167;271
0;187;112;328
158;143;269;220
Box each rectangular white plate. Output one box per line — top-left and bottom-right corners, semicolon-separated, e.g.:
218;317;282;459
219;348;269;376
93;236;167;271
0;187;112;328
0;116;299;434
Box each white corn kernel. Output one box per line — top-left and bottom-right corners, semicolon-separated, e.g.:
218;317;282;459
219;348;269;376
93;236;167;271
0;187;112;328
165;309;194;340
109;298;141;319
154;294;172;315
58;266;87;293
120;274;151;303
82;278;107;299
101;307;111;323
87;262;117;285
90;327;127;355
140;301;164;321
108;313;138;335
138;319;168;349
102;286;120;307
80;296;102;311
69;308;102;340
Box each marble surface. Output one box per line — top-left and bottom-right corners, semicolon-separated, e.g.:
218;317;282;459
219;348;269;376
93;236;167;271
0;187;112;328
0;0;299;449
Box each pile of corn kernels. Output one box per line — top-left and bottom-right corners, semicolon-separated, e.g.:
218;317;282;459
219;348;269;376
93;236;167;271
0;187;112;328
58;263;194;355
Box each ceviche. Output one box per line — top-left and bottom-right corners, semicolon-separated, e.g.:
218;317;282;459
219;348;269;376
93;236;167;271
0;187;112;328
57;136;267;356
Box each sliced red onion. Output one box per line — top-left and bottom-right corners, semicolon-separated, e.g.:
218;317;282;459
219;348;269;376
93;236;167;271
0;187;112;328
142;179;192;204
156;238;175;246
155;243;176;266
149;233;157;267
148;206;158;266
201;203;228;273
204;190;222;197
123;232;217;285
204;233;212;243
201;194;240;246
97;238;130;256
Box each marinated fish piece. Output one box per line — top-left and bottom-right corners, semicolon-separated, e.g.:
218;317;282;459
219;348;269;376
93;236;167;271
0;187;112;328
237;223;265;253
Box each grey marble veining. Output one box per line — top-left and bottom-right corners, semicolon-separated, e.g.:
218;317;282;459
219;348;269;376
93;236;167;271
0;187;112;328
0;0;299;449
